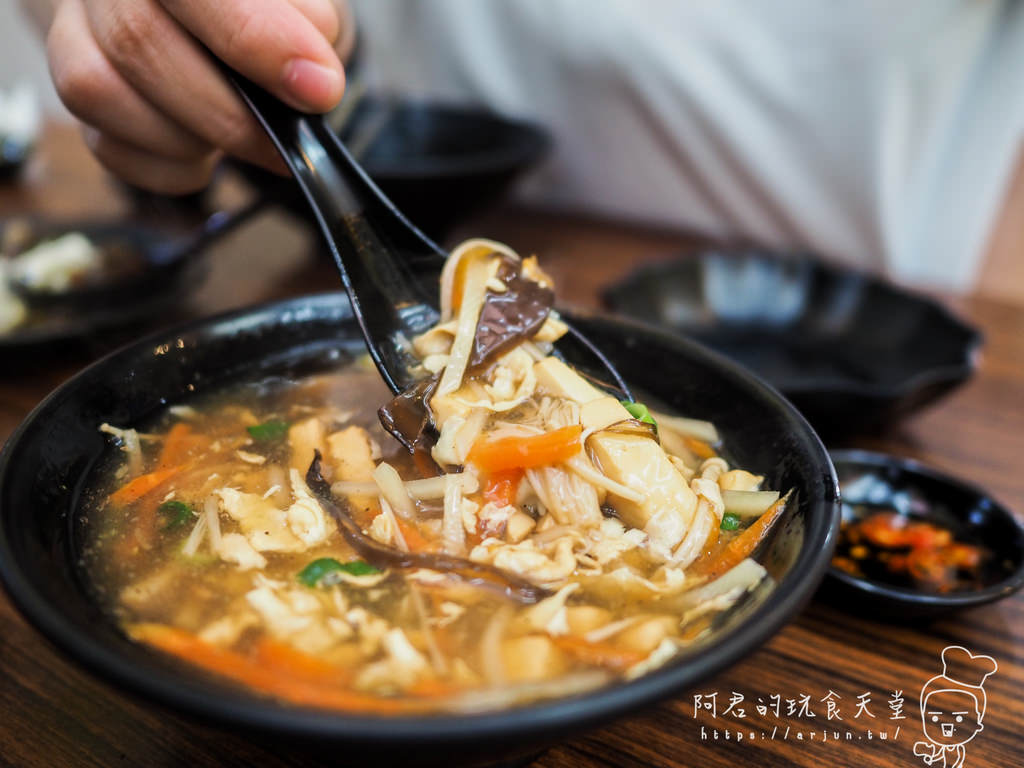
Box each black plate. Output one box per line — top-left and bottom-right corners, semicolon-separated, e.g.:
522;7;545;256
235;95;550;240
604;250;982;437
821;450;1024;619
0;294;838;766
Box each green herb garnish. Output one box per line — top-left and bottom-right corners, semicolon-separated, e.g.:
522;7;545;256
297;557;381;587
720;512;741;531
158;500;193;530
620;401;657;427
246;420;289;442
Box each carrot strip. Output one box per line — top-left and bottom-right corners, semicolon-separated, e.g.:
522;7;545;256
483;468;523;508
683;436;717;460
109;465;183;506
467;426;582;473
701;522;720;555
130;624;433;714
552;635;646;673
405;677;459;698
157;423;208;469
395;518;432;553
690;492;790;580
253;638;352;687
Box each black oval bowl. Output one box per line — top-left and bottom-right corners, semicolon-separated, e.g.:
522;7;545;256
0;134;34;179
0;217;209;354
236;96;550;240
603;249;982;438
0;294;838;766
823;449;1024;620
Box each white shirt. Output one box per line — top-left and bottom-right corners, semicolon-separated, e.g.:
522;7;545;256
352;0;1024;291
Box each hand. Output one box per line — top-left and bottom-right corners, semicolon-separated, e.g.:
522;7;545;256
46;0;353;194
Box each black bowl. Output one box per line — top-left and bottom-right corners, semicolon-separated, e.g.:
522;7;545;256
0;217;211;355
0;294;838;765
0;134;33;179
822;450;1024;620
236;96;550;240
604;249;982;438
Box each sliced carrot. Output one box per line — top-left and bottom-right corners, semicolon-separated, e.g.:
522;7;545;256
157;422;209;469
405;677;459;699
552;635;646;673
254;638;352;687
701;521;720;554
130;624;433;715
690;492;790;580
683;436;717;460
483;468;523;508
109;464;183;506
467;425;582;473
395;517;433;553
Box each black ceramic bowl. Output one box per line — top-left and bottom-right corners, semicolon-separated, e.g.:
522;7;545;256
604;249;982;438
0;133;33;179
236;96;551;240
0;294;838;766
823;450;1024;619
0;217;210;354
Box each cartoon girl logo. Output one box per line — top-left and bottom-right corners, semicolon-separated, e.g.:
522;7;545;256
913;645;997;767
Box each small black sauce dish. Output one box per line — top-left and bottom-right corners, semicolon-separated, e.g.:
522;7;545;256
0;294;838;767
822;450;1024;620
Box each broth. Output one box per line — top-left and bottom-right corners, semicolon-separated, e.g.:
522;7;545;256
82;240;787;714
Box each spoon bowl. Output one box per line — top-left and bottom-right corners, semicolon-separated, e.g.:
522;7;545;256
225;72;631;399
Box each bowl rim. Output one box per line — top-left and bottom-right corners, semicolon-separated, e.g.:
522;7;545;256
0;292;840;745
602;249;984;402
825;448;1024;609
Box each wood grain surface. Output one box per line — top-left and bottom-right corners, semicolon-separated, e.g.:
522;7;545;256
1;125;1021;768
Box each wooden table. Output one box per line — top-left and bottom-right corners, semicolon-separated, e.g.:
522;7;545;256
1;125;1021;768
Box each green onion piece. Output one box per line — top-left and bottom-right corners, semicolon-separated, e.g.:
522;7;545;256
620;401;657;427
720;512;741;531
246;420;289;442
297;557;381;587
158;500;193;530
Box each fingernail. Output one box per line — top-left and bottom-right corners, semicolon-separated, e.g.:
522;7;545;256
282;58;343;111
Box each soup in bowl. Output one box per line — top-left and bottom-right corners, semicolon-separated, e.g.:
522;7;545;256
0;245;838;764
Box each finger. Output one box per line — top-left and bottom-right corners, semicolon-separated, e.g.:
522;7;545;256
287;0;339;45
84;0;286;171
48;0;211;162
159;0;344;113
82;125;220;195
331;0;356;63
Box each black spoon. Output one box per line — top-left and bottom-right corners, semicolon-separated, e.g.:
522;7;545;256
225;71;632;399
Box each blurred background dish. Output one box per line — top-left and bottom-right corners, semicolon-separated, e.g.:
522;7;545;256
0;211;252;356
0;84;39;180
235;94;550;241
822;449;1024;619
603;249;982;437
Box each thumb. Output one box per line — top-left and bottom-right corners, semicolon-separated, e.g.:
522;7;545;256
158;0;345;112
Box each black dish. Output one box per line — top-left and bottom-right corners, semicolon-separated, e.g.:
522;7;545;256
0;134;33;179
236;96;551;240
603;249;982;437
0;293;838;766
823;449;1024;619
0;211;250;356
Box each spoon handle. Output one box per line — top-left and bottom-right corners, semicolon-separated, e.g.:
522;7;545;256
225;70;444;392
